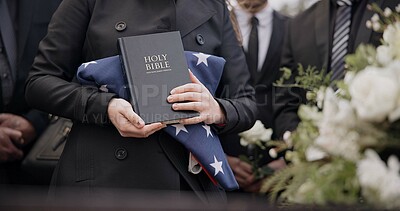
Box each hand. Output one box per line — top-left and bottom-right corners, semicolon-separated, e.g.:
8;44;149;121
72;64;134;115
0;113;36;145
0;126;24;162
167;70;226;125
267;157;287;171
107;98;166;138
227;155;257;189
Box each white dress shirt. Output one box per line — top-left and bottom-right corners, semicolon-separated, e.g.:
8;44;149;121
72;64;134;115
230;0;274;71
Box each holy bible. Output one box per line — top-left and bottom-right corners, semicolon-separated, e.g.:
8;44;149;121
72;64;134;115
117;31;199;124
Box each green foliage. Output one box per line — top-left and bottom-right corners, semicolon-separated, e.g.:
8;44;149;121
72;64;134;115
274;64;331;91
345;45;377;72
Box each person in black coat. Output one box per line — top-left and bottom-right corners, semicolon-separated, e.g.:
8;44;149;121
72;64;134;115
0;0;62;185
273;0;400;139
220;0;287;193
25;0;257;203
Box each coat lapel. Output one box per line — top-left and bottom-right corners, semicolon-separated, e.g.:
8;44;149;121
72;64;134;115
354;0;384;48
176;0;217;37
257;11;285;85
17;0;34;63
314;0;330;70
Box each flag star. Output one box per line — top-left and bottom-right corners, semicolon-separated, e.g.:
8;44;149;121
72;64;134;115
82;61;97;68
99;85;109;92
202;124;213;137
210;155;224;176
193;53;211;66
171;124;188;136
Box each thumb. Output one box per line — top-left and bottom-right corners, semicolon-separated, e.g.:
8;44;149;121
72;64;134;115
188;69;201;85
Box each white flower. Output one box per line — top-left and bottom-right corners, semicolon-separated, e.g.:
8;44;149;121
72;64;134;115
305;146;327;162
371;13;380;22
239;120;272;146
366;20;372;29
382;22;400;59
298;105;322;122
316;87;326;109
376;45;394;66
384;8;393;17
387;61;400;122
349;67;399;122
357;150;400;209
372;22;381;31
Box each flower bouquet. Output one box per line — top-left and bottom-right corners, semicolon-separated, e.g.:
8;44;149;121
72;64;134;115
261;4;400;209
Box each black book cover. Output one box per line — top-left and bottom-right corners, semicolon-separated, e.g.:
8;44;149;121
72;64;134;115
118;31;199;124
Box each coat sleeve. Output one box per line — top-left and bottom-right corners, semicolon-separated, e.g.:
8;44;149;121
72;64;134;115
214;1;257;134
25;0;117;124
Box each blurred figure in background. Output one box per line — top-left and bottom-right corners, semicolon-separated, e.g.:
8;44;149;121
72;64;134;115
273;0;400;139
220;0;287;193
0;0;62;185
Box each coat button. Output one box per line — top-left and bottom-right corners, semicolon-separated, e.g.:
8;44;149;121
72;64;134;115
115;148;128;160
115;21;127;32
196;34;205;45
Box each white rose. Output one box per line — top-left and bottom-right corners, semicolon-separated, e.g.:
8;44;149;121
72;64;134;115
376;45;394;66
349;67;399;122
383;22;400;45
239;120;272;146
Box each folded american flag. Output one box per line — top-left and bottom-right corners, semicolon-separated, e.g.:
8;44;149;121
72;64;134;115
77;51;239;190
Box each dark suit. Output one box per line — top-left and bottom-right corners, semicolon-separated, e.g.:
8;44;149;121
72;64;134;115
0;0;62;184
25;0;257;203
221;11;287;163
273;0;400;138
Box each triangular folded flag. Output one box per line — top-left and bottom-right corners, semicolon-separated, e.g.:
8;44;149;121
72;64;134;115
77;51;239;190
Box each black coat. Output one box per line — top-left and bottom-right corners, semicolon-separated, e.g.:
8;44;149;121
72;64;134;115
273;0;400;138
220;11;287;162
25;0;257;203
0;0;62;184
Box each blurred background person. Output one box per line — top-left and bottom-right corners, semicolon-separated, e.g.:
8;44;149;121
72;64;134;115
0;0;62;185
220;0;287;193
273;0;400;139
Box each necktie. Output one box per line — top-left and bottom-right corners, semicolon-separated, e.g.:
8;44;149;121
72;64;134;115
247;16;259;78
330;0;352;82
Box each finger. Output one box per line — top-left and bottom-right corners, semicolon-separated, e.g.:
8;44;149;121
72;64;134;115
188;69;202;85
3;127;23;144
143;123;167;136
239;160;253;174
233;164;253;180
267;158;287;170
167;92;202;103
120;101;145;128
1;137;24;161
136;123;166;138
178;116;203;125
170;83;202;95
172;101;203;112
0;113;12;124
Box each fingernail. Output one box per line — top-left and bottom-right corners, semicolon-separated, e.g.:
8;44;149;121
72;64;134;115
172;104;177;110
170;89;176;95
167;96;172;102
137;119;144;125
20;138;25;145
